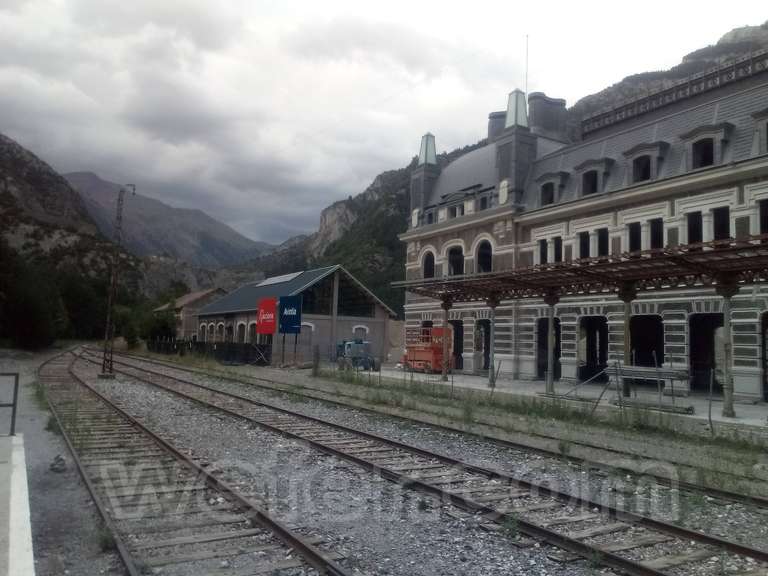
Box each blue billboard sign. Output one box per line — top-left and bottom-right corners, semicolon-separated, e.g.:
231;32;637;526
278;296;302;334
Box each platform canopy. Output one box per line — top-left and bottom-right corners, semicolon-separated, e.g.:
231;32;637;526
393;235;768;302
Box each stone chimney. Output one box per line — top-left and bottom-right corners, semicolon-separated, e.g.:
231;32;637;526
487;111;506;141
528;92;568;141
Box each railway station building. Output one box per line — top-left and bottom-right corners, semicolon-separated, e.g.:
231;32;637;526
398;50;768;403
153;288;226;341
196;265;396;364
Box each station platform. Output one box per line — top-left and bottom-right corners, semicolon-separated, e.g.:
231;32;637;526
0;435;35;576
379;366;768;428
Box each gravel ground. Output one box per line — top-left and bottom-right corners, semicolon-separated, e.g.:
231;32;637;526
109;354;768;554
0;347;122;576
75;358;616;576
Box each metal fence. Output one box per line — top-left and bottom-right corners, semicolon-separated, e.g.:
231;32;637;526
147;339;272;366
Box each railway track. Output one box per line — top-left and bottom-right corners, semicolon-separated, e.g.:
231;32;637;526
103;347;768;509
39;352;351;576
79;349;768;576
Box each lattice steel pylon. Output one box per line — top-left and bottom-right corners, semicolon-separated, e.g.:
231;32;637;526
100;184;135;378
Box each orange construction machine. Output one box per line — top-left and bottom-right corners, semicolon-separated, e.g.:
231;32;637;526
402;326;453;373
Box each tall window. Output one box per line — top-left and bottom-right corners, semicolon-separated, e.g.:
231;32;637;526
578;231;590;259
713;206;730;241
476;241;493;273
426;211;434;225
541;182;555;206
628;222;642;253
687;211;703;245
448;247;464;275
554;237;563;262
539;239;548;264
479;196;489;211
582;170;598;195
423;252;435;279
692;138;714;169
650;218;664;249
597;228;609;257
760;200;768;236
633;155;652;183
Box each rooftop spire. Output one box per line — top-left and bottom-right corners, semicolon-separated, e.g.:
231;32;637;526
504;89;528;129
418;132;437;165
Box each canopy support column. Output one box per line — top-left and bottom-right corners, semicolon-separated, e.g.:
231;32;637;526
543;290;560;395
716;279;739;418
441;298;452;382
487;296;500;388
618;282;637;397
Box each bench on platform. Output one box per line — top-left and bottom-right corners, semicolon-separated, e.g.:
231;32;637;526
605;364;690;397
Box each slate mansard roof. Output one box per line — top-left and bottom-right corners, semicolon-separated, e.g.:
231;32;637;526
422;77;768;212
198;265;396;317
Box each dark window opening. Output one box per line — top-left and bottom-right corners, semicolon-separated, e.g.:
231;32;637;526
541;182;555;206
448;206;457;218
687;211;703;247
536;317;561;380
628;222;642;253
423;252;435;279
650;218;664;249
597;228;609;257
479;196;489;211
713;206;730;241
692;138;714;169
539;239;548;264
302;274;333;315
426;212;434;224
448;247;464;275
578;231;590;259
633;155;652;183
476;241;493;273
582;170;599;195
579;316;608;382
760;200;768;237
337;274;375;317
554;237;563;262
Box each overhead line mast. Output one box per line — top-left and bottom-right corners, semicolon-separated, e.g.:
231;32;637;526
100;183;135;378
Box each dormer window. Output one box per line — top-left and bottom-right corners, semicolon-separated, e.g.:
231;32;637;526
426;211;434;225
623;141;669;185
633;155;652;183
679;123;732;171
574;158;613;197
582;170;598;195
753;108;768;155
448;204;464;219
535;171;569;208
692;138;714;168
479;196;489;211
540;182;555;206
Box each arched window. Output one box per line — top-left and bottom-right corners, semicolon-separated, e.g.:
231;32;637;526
236;323;246;343
448;246;464;276
200;324;207;342
692;138;714;169
225;325;234;342
540;182;555;206
633;155;652;182
423;252;435;278
476;241;492;273
582;170;598;195
248;323;256;343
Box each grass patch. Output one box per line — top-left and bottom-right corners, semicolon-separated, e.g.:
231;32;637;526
96;525;116;552
44;415;61;435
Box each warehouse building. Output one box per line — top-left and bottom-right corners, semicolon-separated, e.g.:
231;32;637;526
196;265;396;364
397;49;768;405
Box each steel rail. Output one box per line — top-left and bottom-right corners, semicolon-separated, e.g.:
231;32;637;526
101;347;768;508
45;350;351;576
79;351;768;575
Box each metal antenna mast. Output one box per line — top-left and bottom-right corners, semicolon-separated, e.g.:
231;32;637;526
525;34;529;95
100;183;135;378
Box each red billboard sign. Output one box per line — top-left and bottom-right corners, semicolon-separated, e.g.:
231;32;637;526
256;297;277;334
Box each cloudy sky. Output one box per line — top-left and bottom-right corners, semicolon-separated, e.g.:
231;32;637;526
1;1;765;242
